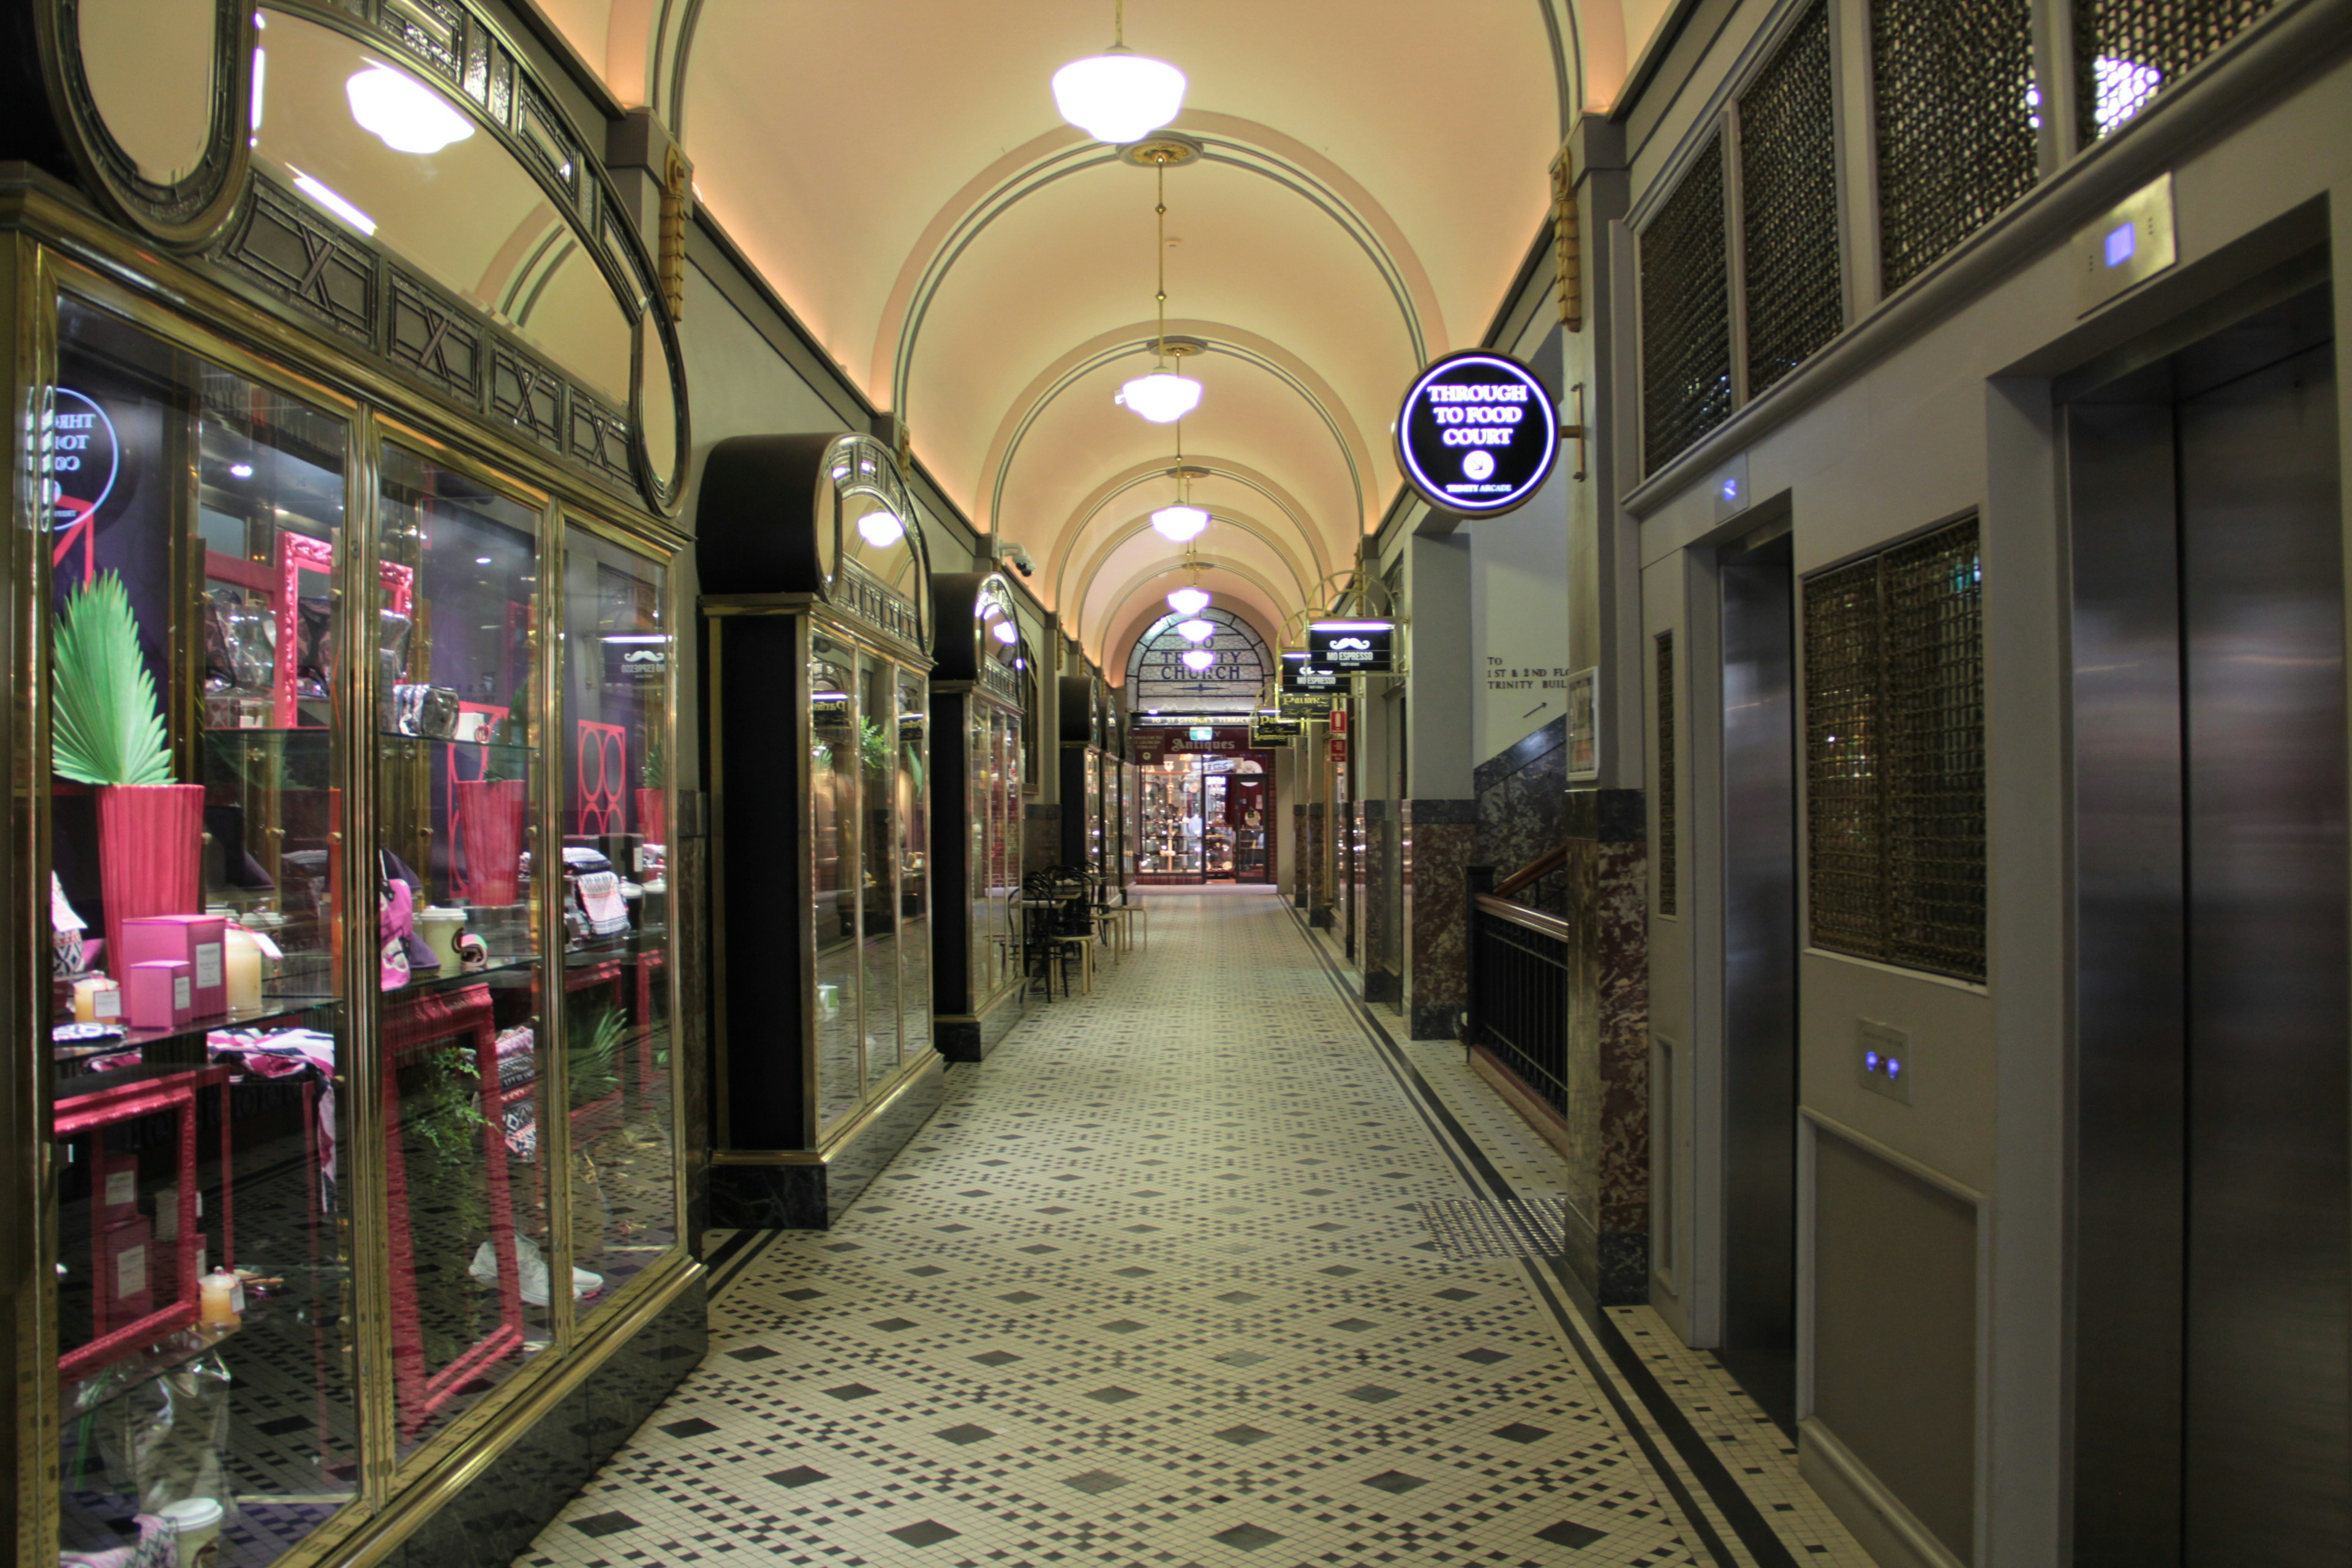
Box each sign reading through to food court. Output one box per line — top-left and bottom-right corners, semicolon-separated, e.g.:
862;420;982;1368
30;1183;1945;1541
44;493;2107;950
1394;350;1558;516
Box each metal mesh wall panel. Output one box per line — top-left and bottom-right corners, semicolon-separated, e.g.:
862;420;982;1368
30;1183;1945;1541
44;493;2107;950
1882;521;1985;979
2075;0;2273;140
1872;0;2038;293
1656;632;1677;914
1641;138;1733;473
1741;0;1842;396
1803;559;1885;959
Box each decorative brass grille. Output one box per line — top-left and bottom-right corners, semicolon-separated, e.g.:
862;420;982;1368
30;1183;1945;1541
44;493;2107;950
1640;138;1733;473
1882;522;1985;979
1871;0;2038;293
2075;0;2274;140
1656;632;1677;915
1802;519;1985;981
1803;559;1886;960
1740;0;1842;396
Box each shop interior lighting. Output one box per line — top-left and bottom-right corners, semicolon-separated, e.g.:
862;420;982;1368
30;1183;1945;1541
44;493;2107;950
1310;617;1395;633
1167;586;1210;617
228;463;254;479
1180;647;1216;673
1052;0;1186;144
346;64;476;155
1117;140;1202;423
856;508;905;548
1176;617;1216;643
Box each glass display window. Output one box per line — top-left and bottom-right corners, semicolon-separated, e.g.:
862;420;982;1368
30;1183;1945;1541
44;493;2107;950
48;295;363;1567
373;437;551;1456
558;522;677;1322
897;666;933;1066
857;652;900;1094
810;633;860;1129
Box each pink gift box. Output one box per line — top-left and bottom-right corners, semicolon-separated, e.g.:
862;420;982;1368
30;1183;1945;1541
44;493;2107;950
126;960;192;1031
121;915;227;1019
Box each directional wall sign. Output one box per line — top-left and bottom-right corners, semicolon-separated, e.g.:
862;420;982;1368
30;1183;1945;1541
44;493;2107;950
1395;350;1558;516
1310;622;1394;674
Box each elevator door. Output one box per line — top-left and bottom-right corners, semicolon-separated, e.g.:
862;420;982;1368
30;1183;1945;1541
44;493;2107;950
1718;527;1798;1434
2071;283;2347;1566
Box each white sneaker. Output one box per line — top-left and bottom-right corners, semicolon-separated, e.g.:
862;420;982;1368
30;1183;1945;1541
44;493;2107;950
468;1235;603;1306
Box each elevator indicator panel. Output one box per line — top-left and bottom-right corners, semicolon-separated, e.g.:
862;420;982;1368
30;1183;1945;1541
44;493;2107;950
2076;173;2176;314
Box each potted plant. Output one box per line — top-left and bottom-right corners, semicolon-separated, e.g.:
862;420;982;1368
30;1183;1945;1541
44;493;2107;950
53;571;200;971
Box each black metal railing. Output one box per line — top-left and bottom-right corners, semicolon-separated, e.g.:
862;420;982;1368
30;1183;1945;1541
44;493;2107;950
1463;865;1571;1116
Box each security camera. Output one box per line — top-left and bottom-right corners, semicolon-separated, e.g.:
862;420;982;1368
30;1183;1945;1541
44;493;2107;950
995;541;1036;578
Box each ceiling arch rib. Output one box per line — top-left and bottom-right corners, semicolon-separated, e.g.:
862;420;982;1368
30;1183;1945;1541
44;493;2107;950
1041;452;1334;606
1063;511;1316;646
875;110;1445;420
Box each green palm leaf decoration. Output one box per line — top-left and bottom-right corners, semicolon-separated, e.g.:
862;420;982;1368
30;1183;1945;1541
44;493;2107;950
53;571;173;786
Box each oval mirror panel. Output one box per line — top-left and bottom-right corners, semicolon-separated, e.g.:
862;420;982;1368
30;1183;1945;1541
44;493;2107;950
638;315;680;494
252;10;633;403
78;0;218;184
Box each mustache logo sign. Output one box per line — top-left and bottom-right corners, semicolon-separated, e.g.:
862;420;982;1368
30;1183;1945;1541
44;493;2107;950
622;648;665;664
1329;636;1372;650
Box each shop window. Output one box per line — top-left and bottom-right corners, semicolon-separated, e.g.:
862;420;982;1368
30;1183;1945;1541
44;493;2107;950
1871;0;2039;293
2075;0;2274;140
1639;137;1732;473
1739;0;1842;396
1802;518;1986;981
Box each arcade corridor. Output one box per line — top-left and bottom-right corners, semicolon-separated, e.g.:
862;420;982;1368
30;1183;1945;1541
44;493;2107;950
516;890;1866;1568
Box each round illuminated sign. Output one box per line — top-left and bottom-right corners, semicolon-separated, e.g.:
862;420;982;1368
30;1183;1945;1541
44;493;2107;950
1394;351;1558;516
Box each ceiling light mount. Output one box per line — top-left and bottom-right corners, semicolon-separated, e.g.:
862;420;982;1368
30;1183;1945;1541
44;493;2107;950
1118;132;1205;169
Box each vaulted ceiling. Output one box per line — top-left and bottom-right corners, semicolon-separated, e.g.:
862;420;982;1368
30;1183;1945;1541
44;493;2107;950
536;1;1676;674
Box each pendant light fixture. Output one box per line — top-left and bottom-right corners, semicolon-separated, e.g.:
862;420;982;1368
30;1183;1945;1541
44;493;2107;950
1180;646;1216;673
1052;0;1186;145
1176;617;1216;643
1150;424;1207;541
1166;533;1212;619
1117;147;1202;424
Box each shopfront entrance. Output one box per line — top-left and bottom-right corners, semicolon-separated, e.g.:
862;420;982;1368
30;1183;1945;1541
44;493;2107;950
1133;728;1274;884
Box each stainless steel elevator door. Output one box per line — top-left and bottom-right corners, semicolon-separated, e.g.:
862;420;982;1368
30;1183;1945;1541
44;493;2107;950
1718;528;1798;1431
2070;282;2346;1567
2177;337;2348;1567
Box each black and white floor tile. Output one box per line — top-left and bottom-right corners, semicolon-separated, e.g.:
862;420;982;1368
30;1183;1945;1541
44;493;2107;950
513;887;1866;1568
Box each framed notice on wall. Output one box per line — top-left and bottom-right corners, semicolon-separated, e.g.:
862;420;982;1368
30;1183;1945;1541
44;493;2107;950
1566;666;1599;780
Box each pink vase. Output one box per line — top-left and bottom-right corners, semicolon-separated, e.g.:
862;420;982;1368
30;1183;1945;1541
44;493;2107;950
635;788;666;845
97;783;204;978
455;779;529;905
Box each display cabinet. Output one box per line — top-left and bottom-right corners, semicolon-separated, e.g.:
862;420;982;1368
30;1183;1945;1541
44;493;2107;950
1058;671;1107;875
925;574;1029;1062
699;432;941;1227
6;4;701;1564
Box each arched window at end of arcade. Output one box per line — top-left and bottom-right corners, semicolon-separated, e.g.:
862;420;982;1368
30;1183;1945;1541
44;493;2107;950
1125;606;1273;712
32;0;690;515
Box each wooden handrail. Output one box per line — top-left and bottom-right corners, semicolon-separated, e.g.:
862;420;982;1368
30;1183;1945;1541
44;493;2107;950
1491;842;1568;900
1475;892;1572;943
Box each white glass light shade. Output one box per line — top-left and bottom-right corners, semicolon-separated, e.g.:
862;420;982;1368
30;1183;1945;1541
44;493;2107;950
346;66;476;155
1151;503;1208;542
1166;586;1211;616
1179;647;1216;673
991;619;1020;645
1175;617;1216;643
1050;47;1187;144
1117;371;1203;424
856;508;905;548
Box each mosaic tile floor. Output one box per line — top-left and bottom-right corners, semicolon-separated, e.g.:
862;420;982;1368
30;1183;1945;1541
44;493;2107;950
514;887;1866;1568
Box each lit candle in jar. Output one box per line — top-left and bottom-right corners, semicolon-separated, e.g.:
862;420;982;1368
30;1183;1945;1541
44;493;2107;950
224;928;265;1014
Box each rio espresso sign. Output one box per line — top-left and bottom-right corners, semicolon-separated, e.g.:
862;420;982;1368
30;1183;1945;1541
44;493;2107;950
1395;351;1558;516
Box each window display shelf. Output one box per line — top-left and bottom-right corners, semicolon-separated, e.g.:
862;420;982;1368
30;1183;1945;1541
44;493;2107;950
391;956;539;1001
62;1317;243;1423
54;995;341;1067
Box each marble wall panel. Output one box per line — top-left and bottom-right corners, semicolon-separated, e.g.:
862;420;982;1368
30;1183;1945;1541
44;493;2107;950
1476;716;1569;875
1404;799;1477;1040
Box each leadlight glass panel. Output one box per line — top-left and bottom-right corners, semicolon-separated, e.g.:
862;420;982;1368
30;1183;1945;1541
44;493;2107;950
1640;138;1733;473
1882;521;1985;980
1871;0;2038;293
1803;558;1886;959
2075;0;2274;141
1740;0;1842;396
